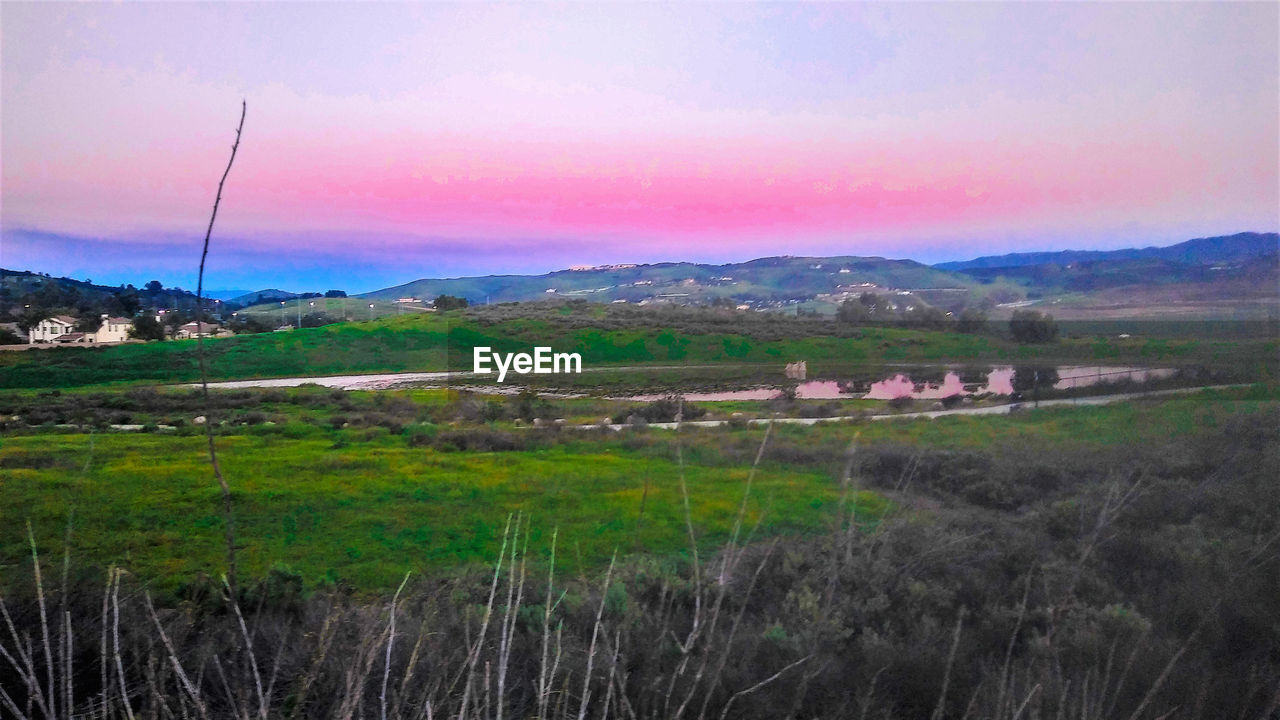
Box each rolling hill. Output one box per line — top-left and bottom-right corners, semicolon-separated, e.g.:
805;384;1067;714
361;255;981;307
935;232;1276;271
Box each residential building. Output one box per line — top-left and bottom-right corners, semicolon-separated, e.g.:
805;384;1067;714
175;321;225;339
28;315;77;343
95;315;132;343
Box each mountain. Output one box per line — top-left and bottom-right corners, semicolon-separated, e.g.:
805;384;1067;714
935;232;1277;271
226;289;303;306
203;289;255;301
361;256;976;307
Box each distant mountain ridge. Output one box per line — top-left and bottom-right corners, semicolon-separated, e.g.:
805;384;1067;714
934;232;1277;271
227;289;303;306
361;255;974;306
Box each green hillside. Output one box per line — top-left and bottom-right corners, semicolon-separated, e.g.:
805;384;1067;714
362;255;983;306
2;301;1274;390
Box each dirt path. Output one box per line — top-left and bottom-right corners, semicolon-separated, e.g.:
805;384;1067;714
189;364;755;391
578;384;1249;431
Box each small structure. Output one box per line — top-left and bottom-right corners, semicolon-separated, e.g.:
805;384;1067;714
94;316;132;344
28;315;77;343
175;321;224;339
784;361;808;381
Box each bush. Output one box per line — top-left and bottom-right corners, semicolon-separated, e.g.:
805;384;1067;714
888;396;914;411
612;395;707;424
956;308;988;334
432;428;526;452
1009;309;1059;343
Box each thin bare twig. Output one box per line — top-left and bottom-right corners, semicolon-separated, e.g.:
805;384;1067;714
196;100;246;596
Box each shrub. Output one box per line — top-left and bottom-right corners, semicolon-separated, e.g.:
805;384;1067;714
1009;309;1059;343
611;395;706;424
432;428;525;452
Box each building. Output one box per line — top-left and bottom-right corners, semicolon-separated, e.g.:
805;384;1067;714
175;321;225;339
29;314;134;344
95;316;132;343
28;315;77;343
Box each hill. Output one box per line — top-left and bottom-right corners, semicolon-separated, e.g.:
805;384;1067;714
362;255;980;308
0;269;206;327
935;232;1277;271
227;288;304;306
938;233;1279;319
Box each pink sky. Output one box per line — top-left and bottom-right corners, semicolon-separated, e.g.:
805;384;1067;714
2;3;1276;291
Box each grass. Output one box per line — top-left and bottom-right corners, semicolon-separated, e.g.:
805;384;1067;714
1;427;879;594
235;296;432;323
4;383;1273;595
2;305;1273;391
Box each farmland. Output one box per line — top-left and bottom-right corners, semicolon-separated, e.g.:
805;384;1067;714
2;305;1277;719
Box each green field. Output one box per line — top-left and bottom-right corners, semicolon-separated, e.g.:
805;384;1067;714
4;383;1273;594
2;427;879;594
2;303;1274;390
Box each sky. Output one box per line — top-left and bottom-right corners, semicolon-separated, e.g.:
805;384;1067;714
2;2;1277;293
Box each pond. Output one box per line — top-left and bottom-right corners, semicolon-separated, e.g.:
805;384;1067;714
628;365;1178;401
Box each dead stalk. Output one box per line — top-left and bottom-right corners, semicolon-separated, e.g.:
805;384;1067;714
381;572;411;720
577;552;617;720
195;100;246;597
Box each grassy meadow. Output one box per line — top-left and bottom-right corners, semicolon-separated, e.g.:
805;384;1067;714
4;383;1273;595
2;302;1274;390
2;302;1277;719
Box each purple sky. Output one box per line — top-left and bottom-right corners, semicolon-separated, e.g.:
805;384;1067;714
2;2;1277;293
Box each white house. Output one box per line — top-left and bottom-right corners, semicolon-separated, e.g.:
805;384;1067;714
28;315;77;343
28;314;134;344
175;321;225;339
95;316;132;343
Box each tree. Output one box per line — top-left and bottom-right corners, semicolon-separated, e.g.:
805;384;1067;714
901;305;950;330
1012;366;1060;404
324;289;347;298
144;280;164;294
74;314;103;333
0;327;24;345
15;307;46;332
130;315;166;341
434;294;469;311
300;311;336;328
228;315;273;335
837;298;872;324
858;292;893;319
957;308;988;334
161;310;189;338
114;288;142;316
1009;310;1058;343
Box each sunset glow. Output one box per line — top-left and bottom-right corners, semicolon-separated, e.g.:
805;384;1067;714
2;2;1276;291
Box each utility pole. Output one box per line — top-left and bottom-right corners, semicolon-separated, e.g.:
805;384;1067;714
369;303;374;321
280;301;285;327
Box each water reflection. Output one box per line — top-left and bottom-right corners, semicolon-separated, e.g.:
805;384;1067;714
629;366;1177;401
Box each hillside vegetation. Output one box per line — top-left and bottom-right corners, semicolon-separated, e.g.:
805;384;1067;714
3;385;1277;718
363;254;980;305
1;302;1274;390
